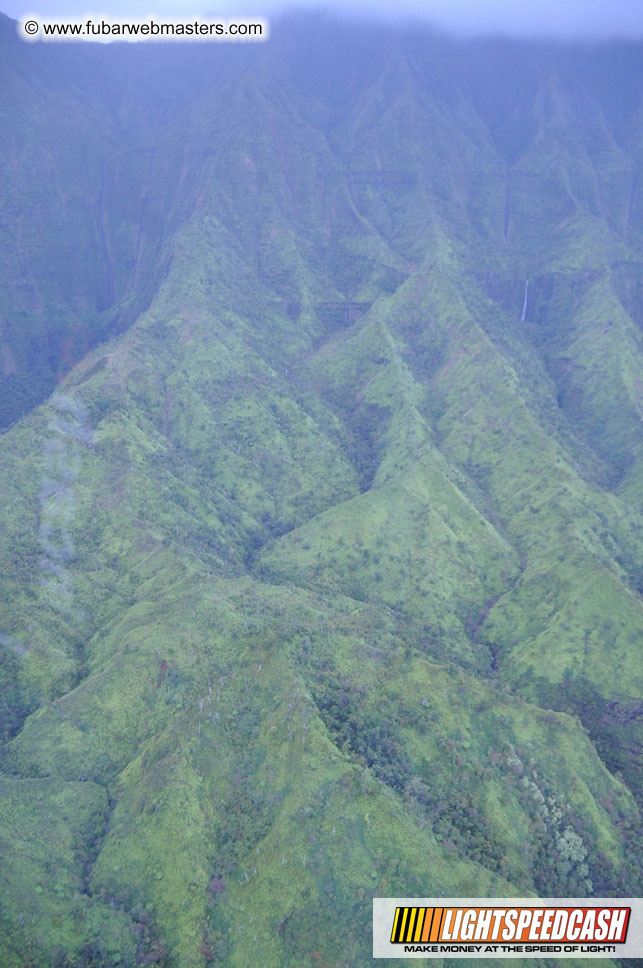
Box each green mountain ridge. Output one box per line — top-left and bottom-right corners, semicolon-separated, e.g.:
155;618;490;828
0;12;642;967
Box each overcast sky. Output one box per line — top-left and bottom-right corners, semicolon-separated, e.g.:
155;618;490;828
4;0;643;39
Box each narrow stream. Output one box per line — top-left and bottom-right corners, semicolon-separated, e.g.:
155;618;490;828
97;155;115;307
520;278;529;322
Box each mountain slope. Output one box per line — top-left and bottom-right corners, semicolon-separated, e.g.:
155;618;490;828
0;13;641;968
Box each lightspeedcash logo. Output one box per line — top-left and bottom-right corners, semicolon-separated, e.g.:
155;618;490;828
373;898;643;958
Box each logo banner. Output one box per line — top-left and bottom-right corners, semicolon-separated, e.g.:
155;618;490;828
373;898;643;958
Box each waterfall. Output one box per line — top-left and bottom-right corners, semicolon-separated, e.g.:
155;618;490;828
520;279;529;322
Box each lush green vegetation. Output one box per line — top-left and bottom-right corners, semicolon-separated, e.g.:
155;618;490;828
0;11;641;967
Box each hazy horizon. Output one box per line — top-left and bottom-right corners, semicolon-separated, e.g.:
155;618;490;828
3;0;643;41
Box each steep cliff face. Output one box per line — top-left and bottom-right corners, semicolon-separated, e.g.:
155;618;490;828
0;13;250;426
0;13;641;967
